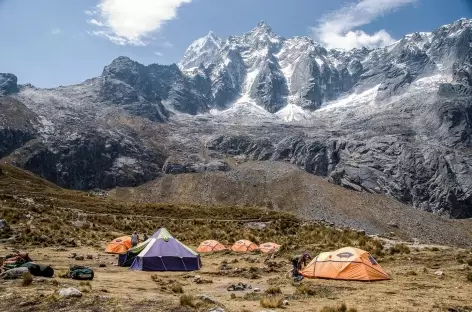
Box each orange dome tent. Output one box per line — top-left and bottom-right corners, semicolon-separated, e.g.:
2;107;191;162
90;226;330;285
231;240;258;252
301;247;390;281
105;236;132;254
259;242;281;253
196;240;227;253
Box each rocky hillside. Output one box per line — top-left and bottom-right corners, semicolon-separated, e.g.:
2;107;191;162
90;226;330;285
0;18;471;219
110;161;472;247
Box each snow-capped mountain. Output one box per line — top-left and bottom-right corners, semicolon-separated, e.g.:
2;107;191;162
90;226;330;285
179;31;222;70
1;18;472;219
176;19;471;115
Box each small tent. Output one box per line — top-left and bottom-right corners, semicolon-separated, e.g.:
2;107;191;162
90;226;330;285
231;240;258;252
105;236;132;254
129;228;201;271
259;242;281;253
301;247;390;281
196;240;227;253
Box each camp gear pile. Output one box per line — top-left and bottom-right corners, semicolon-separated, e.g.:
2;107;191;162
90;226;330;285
0;252;54;278
68;265;95;280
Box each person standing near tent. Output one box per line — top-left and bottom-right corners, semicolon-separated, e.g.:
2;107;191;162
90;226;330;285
131;231;139;247
292;252;311;279
143;233;148;242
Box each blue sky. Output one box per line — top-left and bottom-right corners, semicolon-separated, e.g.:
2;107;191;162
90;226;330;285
0;0;471;88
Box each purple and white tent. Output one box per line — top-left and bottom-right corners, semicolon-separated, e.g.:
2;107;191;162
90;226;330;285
129;228;201;271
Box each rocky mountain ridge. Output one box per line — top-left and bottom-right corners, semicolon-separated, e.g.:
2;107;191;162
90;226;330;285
0;18;472;219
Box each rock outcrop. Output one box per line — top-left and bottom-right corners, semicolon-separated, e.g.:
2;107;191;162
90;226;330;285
0;97;38;158
0;73;19;96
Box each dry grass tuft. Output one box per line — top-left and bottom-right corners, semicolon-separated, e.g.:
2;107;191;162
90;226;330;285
320;303;358;312
295;284;334;298
179;295;196;308
265;286;282;295
260;296;283;308
389;243;411;255
21;272;33;287
171;283;184;294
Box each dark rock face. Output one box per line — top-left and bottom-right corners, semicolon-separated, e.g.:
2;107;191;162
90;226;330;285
0;97;37;158
250;56;289;113
163;159;230;174
101;56;212;117
0;73;19;96
208;132;472;218
209;49;246;108
13;131;166;190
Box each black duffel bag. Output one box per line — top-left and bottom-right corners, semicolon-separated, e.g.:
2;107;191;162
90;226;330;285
21;262;41;276
38;265;54;277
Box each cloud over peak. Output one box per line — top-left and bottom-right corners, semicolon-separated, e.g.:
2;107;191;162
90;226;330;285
313;0;417;50
87;0;192;46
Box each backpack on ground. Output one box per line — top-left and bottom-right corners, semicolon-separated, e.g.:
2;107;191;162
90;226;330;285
38;265;54;277
69;265;94;280
20;262;41;276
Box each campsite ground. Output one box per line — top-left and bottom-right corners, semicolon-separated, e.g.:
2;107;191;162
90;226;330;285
1;164;472;311
0;243;471;312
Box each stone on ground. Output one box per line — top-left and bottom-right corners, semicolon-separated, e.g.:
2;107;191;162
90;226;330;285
58;287;82;298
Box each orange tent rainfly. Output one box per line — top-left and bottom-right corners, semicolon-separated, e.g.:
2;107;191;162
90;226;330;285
231;240;258;252
196;240;227;253
301;247;390;281
259;242;281;253
105;236;132;254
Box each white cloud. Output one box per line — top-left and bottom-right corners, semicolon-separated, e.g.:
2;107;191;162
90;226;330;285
51;28;62;35
154;51;163;56
87;0;192;46
313;0;417;50
88;19;104;27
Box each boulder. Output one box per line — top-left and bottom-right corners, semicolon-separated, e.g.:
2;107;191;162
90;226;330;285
58;287;82;298
434;270;445;279
244;222;268;230
75;256;84;261
208;308;225;312
64;238;77;247
199;295;217;304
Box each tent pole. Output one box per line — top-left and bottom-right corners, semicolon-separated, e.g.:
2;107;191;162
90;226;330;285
160;257;168;271
181;257;188;271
